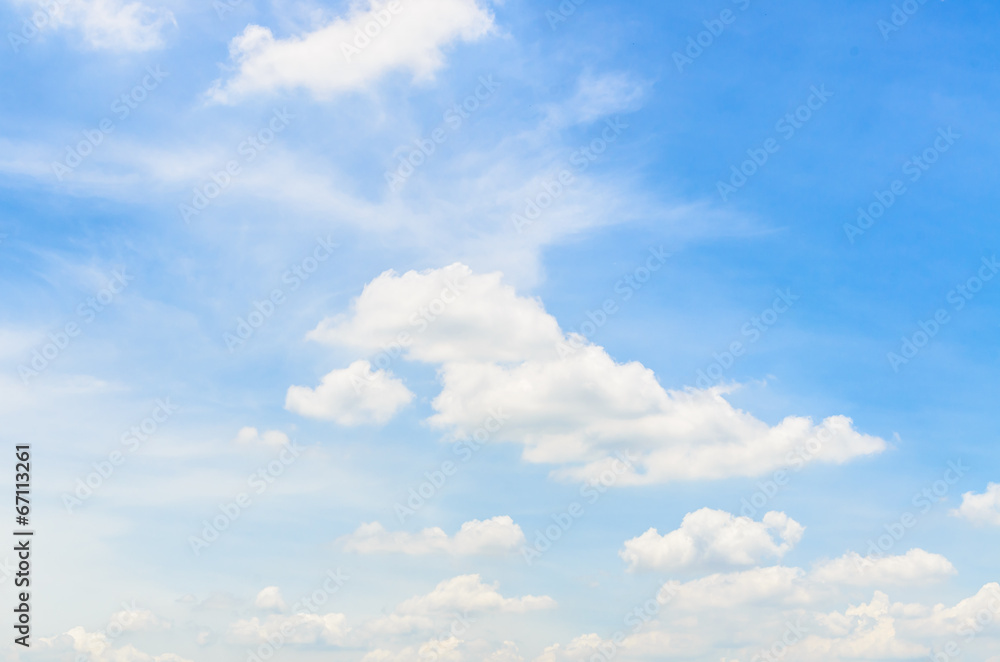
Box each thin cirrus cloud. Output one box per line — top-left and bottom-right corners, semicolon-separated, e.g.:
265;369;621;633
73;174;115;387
619;508;805;571
285;359;414;425
16;0;176;51
229;612;349;646
206;0;496;103
950;482;1000;526
339;516;525;555
233;426;291;447
293;263;887;485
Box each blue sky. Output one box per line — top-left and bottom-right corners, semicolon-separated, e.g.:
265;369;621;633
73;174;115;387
2;0;1000;660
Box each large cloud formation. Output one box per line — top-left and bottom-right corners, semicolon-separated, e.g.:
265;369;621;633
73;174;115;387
289;264;887;484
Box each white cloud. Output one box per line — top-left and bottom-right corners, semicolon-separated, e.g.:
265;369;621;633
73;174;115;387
545;72;646;127
36;625;189;662
951;483;1000;526
363;574;555;637
362;638;463;662
285;359;413;425
254;586;287;611
394;574;556;615
812;549;957;586
304;265;887;484
340;516;525;555
898;582;1000;638
207;0;495;103
799;591;929;660
20;0;175;51
668;566;817;610
620;508;804;571
229;612;349;646
234;426;291;447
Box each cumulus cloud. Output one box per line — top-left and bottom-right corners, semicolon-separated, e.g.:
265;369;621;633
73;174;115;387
395;574;555;614
619;508;804;571
234;426;291;447
668;566;817;610
285;359;413;425
254;586;287;611
362;639;523;662
540;579;1000;662
812;549;957;586
207;0;495;102
364;575;555;636
19;0;175;51
798;591;929;660
340;517;525;555
36;623;187;662
951;483;1000;526
301;264;886;483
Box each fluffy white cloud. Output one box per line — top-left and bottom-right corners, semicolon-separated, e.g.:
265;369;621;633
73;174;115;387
36;625;188;662
340;517;525;555
234;426;291;447
394;574;555;615
207;0;495;102
303;264;886;483
812;549;957;586
898;582;1000;638
362;638;464;662
540;580;1000;662
363;575;555;637
254;586;287;611
285;359;413;425
798;591;929;660
668;566;817;610
951;483;1000;526
620;508;804;571
229;612;349;645
19;0;175;51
